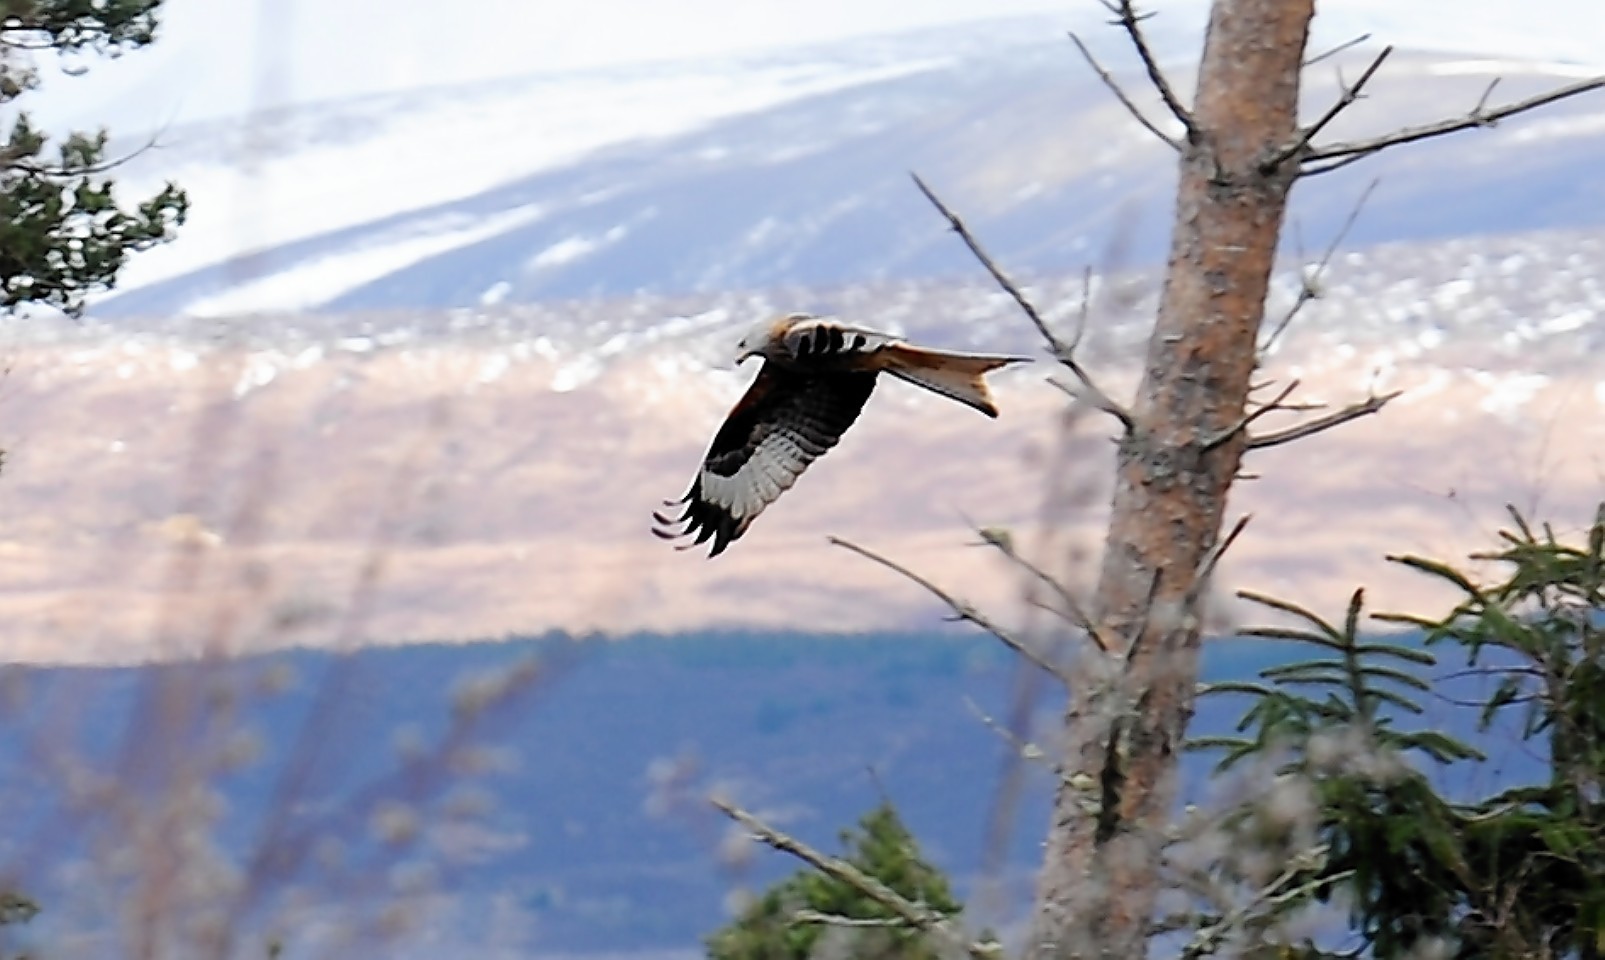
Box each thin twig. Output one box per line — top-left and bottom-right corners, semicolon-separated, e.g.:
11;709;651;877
1099;0;1194;138
968;522;1112;653
2;126;170;179
1202;381;1301;450
1261;178;1380;355
1300;148;1381;177
1304;33;1371;68
830;535;1071;683
1068;32;1180;149
963;696;1047;763
1264;46;1393;171
1071;264;1095;353
910;172;1134;430
792;910;913;929
1246;390;1402;450
1191;514;1251;603
1302;73;1605;167
712;798;1000;959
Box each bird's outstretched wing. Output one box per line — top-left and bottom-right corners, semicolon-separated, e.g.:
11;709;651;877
653;362;878;557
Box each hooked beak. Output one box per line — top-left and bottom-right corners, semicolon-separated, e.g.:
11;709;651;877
734;346;757;367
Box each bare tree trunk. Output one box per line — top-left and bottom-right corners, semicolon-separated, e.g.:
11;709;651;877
1029;2;1316;957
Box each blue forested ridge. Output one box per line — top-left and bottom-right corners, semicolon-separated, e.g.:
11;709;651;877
0;628;1538;952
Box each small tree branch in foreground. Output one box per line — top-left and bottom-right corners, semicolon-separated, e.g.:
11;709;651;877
1099;0;1195;139
1304;32;1371;68
968;522;1114;654
1263;45;1393;171
830;535;1071;683
792;910;913;929
1068;32;1181;149
1260;178;1380;356
1186;513;1251;613
1202;380;1302;450
909;172;1134;430
1245;389;1402;451
711;798;1000;959
964;696;1049;765
1301;72;1605;171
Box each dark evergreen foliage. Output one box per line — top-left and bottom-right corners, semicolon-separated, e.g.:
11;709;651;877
0;0;187;316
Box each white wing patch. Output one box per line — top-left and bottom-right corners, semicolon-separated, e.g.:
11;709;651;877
698;430;809;520
780;318;901;362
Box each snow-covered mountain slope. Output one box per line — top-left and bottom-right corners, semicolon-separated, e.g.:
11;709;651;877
84;16;1605;319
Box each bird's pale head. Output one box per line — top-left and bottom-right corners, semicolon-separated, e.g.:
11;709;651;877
734;313;811;365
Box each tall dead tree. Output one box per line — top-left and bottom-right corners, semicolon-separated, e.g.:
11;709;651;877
1023;2;1605;958
1031;4;1319;956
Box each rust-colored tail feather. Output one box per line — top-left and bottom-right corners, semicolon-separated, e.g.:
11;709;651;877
877;344;1031;417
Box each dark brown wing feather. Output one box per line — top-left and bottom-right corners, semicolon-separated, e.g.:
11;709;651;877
653;361;878;556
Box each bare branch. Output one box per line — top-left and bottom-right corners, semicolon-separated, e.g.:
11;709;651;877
1300;149;1381;178
1264;46;1393;171
1302;72;1605;168
909;172;1134;429
1261;178;1380;355
1071;264;1095;353
712;798;1000;959
2;125;171;180
963;696;1047;764
969;523;1112;653
1245;389;1402;451
793;910;912;929
830;535;1070;683
1068;31;1180;150
1099;0;1194;138
1473;77;1502;115
1202;380;1301;450
1304;32;1371;68
1192;514;1251;600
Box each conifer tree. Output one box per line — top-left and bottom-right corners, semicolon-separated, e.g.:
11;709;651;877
0;0;187;316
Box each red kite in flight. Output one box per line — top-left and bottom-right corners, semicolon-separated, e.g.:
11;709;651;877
653;313;1029;556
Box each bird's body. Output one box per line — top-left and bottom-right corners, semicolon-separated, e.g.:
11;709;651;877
652;313;1029;556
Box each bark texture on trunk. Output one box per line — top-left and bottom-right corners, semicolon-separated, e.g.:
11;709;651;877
1029;2;1316;957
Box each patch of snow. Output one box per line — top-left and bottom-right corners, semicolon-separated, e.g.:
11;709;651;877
477;353;510;384
181;205;547;317
1398;367;1452;404
552;356;603;393
1426;59;1605;78
233;355;280;399
1472;371;1550;419
98;57;954;300
528;226;629;270
480;281;513;306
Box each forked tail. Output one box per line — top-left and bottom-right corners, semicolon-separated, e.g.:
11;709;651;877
878;343;1031;417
